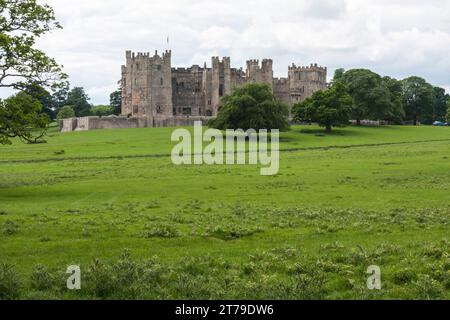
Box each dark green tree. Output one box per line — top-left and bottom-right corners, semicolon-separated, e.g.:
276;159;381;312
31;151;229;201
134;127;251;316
0;92;48;144
0;0;67;91
292;82;352;133
23;82;57;119
432;86;449;122
110;89;121;115
401;76;434;125
65;87;92;117
209;83;290;131
381;76;405;123
333;68;345;83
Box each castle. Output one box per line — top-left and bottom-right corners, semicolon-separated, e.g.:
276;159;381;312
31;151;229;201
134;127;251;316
60;50;327;132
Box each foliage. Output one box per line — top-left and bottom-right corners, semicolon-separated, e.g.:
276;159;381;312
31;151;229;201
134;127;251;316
56;105;75;121
110;89;122;115
292;82;352;132
432;87;449;122
0;263;21;300
341;69;402;123
0;0;67;91
446;101;450;123
23;82;57;119
0;92;48;144
209;83;290;131
401;77;434;125
91;105;113;117
65;87;92;117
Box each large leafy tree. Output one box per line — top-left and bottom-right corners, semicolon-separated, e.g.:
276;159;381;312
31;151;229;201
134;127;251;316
381;76;405;123
432;86;449;122
0;0;67;91
341;69;397;124
0;92;48;144
1;0;66;144
65;87;92;117
401;76;434;125
209;83;290;131
292;82;352;133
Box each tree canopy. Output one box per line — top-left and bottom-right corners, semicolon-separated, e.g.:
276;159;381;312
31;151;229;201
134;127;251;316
0;92;48;144
401;76;434;125
209;83;290;131
65;87;92;117
0;0;67;91
292;82;352;132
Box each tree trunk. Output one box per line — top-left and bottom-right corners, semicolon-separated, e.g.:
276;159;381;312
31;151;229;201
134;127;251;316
356;119;361;125
325;124;332;133
413;115;417;126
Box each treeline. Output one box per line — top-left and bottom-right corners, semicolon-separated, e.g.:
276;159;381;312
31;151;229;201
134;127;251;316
294;69;450;132
18;83;122;121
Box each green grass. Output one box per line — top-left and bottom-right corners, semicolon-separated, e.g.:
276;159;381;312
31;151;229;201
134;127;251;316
0;125;449;299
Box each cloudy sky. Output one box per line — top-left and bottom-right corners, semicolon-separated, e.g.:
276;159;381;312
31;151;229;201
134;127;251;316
7;0;450;104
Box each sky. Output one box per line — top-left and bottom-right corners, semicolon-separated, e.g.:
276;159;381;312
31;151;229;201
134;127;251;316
3;0;450;104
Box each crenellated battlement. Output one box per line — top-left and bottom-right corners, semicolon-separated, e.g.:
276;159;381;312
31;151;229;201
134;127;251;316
289;63;327;72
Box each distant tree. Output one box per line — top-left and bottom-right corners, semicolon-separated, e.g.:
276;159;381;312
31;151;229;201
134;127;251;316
0;0;67;91
292;82;352;133
209;83;290;131
110;89;121;115
65;87;92;117
341;69;394;124
56;105;75;121
446;100;450;123
23;82;57;120
333;68;345;83
401;77;434;125
381;76;405;123
0;92;48;144
91;105;113;117
432;86;449;122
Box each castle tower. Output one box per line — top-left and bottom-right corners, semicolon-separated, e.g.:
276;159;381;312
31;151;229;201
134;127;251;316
246;59;273;89
211;56;231;116
288;63;327;105
121;50;173;118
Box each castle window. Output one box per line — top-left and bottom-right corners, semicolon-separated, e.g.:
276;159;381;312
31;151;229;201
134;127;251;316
208;100;211;106
219;84;224;97
135;78;137;85
182;108;191;115
156;105;164;114
160;78;164;86
157;65;161;71
133;105;138;114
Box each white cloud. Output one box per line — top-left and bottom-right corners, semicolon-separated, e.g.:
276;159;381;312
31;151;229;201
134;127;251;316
1;0;449;103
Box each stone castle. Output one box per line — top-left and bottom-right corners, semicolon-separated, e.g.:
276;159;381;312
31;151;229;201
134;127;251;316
60;50;327;132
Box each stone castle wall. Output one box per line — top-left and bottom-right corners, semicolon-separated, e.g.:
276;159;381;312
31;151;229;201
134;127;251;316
61;50;327;132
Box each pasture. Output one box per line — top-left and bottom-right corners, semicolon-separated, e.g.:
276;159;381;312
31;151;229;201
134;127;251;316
0;125;449;299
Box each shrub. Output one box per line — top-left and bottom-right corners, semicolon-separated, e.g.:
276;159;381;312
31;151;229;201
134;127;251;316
0;263;21;300
30;265;54;291
2;220;19;236
142;223;179;238
56;105;75;120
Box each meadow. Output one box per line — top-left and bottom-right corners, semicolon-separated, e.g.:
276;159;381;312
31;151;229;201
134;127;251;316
0;124;449;299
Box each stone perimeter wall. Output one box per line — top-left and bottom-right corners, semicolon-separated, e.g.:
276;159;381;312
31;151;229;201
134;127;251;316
60;116;213;132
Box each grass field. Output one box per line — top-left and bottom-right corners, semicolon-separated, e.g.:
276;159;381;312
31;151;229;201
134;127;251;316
0;124;449;299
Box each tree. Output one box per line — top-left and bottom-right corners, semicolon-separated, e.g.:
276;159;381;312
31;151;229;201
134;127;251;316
292;82;352;133
91;105;113;117
381;76;405;124
432;86;449;122
401;76;434;125
341;69;394;124
56;105;75;121
0;0;67;91
0;92;48;144
333;68;345;83
23;82;57;119
65;87;92;117
209;83;290;131
446;100;450;123
110;89;121;115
